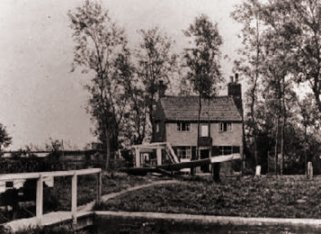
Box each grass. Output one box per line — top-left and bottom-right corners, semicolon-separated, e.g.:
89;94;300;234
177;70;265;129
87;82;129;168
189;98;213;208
52;172;162;211
0;173;166;224
95;175;321;219
53;173;164;210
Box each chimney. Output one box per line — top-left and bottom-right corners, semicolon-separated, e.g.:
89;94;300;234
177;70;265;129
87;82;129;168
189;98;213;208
158;80;166;99
228;73;242;114
230;75;234;83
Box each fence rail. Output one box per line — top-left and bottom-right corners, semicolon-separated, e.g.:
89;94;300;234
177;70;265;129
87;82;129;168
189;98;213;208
0;168;102;226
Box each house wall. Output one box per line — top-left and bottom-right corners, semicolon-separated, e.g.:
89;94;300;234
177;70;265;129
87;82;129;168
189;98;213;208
166;123;198;146
211;123;243;146
165;122;242;147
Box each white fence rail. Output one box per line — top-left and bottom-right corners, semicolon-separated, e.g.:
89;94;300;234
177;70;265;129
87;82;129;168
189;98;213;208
0;168;102;226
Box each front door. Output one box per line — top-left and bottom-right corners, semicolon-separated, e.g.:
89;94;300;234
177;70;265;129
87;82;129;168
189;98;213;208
200;149;210;172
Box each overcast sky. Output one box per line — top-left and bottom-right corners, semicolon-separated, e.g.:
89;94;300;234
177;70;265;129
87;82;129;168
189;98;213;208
0;0;243;150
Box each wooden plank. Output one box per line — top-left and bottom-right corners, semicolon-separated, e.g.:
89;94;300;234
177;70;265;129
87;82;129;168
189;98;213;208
36;175;43;225
71;173;78;225
0;168;101;181
166;143;179;163
132;142;167;148
210;153;241;163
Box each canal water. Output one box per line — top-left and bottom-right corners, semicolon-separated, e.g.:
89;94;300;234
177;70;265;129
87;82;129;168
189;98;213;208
90;216;321;234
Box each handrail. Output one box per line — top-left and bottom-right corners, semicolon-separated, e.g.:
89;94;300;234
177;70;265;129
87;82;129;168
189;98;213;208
0;168;101;181
0;168;102;227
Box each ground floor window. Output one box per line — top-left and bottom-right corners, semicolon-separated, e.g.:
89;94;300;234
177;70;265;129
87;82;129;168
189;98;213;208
212;146;240;156
176;146;192;159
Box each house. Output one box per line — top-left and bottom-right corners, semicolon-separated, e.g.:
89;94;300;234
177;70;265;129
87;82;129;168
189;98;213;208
151;74;243;172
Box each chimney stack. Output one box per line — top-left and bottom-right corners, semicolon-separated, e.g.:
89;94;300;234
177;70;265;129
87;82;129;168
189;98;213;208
158;80;166;99
228;74;242;114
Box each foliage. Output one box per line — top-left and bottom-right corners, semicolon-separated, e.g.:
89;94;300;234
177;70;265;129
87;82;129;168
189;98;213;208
0;123;11;154
183;14;222;165
136;27;178;139
69;0;133;168
183;14;222;98
0;158;63;174
232;0;321;174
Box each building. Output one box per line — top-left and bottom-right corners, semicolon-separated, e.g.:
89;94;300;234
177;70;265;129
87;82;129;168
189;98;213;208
151;74;243;171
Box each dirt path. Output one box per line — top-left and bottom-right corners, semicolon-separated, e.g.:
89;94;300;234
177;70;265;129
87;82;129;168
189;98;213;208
78;179;180;212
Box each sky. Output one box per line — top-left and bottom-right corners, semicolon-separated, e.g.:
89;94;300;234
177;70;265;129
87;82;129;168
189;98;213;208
0;0;244;150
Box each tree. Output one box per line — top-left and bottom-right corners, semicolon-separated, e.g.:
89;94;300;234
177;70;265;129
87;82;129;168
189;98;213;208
0;123;11;153
69;0;131;169
183;14;222;159
233;0;302;175
115;46;148;146
289;0;321;112
183;14;222;179
136;27;178;140
232;0;263;169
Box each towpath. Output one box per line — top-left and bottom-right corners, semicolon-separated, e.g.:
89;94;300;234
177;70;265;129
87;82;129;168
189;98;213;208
78;179;180;212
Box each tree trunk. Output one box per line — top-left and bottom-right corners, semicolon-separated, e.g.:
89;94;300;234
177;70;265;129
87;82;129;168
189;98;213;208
197;95;202;160
105;127;111;170
304;125;307;175
274;116;280;175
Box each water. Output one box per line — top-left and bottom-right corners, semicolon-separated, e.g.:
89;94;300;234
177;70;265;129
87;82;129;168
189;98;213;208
91;216;321;234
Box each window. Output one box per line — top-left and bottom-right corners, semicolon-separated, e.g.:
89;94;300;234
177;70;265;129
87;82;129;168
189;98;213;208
177;147;192;159
200;124;209;137
220;122;232;132
156;123;160;133
219;146;233;155
177;122;190;131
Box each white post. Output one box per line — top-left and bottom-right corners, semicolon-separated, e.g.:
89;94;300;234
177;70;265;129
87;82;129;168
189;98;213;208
135;147;140;167
255;165;261;176
156;147;162;166
96;171;102;205
307;161;313;180
71;172;78;225
36;174;43;225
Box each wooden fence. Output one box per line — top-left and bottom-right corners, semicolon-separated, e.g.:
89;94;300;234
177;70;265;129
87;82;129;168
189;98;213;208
0;168;102;225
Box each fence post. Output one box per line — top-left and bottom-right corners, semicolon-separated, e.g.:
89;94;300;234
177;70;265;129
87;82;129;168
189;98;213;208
135;147;140;167
96;171;102;205
36;174;43;225
307;161;313;180
71;172;78;225
156;147;162;166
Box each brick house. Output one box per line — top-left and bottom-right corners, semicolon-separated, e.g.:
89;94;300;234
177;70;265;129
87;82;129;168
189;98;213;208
152;75;243;171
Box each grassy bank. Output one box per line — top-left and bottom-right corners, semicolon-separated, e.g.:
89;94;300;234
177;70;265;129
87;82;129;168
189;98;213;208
95;175;321;219
53;173;163;211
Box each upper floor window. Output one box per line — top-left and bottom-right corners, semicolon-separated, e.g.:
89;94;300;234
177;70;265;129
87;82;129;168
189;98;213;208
200;124;209;137
220;122;232;132
177;122;190;131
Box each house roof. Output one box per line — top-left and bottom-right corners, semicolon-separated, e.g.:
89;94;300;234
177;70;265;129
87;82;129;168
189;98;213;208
155;96;242;122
